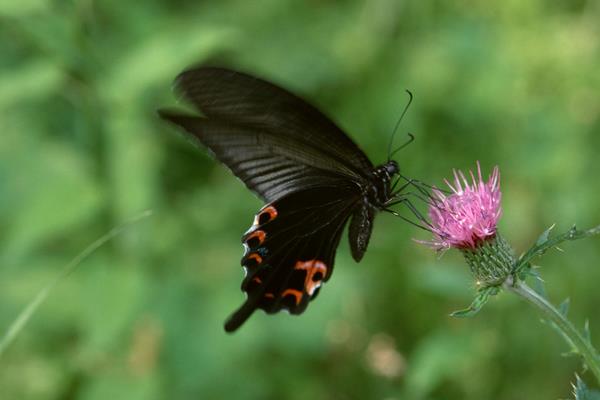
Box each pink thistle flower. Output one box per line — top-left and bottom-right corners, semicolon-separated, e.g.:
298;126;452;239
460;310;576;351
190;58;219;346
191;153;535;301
424;162;502;250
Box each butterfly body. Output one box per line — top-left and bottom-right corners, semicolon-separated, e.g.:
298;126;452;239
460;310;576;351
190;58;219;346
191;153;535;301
159;67;401;332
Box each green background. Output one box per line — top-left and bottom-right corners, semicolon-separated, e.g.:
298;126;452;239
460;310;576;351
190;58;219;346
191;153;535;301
2;1;600;399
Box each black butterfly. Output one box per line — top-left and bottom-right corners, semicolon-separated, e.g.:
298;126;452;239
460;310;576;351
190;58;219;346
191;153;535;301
159;67;412;332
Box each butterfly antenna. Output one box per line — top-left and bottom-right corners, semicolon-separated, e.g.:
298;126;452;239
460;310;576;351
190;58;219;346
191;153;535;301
387;90;414;161
389;132;415;159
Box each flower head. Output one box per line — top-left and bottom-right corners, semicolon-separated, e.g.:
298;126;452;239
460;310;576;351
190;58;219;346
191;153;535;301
425;162;502;250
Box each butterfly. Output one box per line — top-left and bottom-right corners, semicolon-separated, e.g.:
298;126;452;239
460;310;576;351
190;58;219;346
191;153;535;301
159;67;412;332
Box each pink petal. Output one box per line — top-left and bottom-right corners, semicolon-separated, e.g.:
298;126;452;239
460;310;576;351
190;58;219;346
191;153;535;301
422;163;502;250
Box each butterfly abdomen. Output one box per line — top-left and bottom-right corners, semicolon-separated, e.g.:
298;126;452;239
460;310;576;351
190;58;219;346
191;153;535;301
347;161;399;262
348;202;375;262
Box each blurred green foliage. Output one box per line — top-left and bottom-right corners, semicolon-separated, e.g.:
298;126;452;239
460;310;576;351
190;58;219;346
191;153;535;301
1;1;600;399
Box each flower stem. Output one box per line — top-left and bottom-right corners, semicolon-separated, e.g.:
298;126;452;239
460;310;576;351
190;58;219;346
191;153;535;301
0;210;153;358
505;278;600;384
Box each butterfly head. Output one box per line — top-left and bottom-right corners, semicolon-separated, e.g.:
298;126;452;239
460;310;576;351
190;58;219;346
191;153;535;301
384;160;399;176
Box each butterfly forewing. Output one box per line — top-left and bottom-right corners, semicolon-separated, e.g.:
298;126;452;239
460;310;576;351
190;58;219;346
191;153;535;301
174;67;374;175
156;113;365;201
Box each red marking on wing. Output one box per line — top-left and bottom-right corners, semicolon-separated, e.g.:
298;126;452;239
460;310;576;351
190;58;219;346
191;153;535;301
282;289;303;305
295;260;328;296
253;205;278;226
265;293;275;299
252;276;262;284
245;230;266;246
246;253;263;265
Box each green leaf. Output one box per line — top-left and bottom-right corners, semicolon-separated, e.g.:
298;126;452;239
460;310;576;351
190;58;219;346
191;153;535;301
529;270;548;298
584;320;592;343
559;298;571;317
0;0;49;17
0;135;104;259
516;225;600;272
536;224;555;246
573;374;600;400
545;320;579;355
450;286;500;318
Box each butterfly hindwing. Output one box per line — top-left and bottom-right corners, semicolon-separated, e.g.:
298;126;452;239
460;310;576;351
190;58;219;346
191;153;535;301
224;185;361;332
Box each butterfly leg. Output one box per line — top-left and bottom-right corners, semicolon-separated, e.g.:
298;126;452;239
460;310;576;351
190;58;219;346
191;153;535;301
390;176;413;196
399;174;451;195
384;195;432;231
386;190;435;209
390;175;440;205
